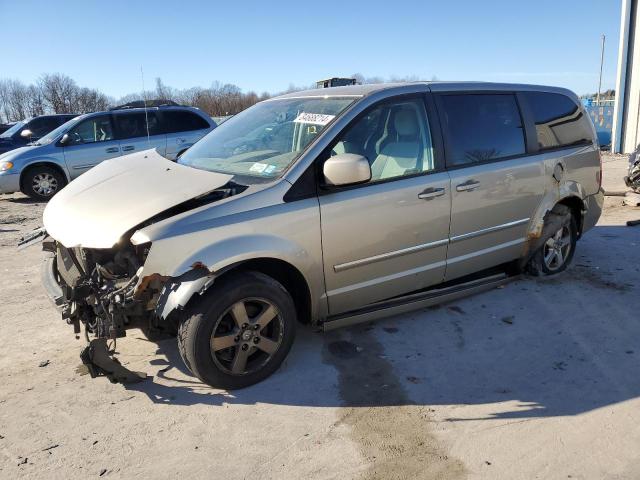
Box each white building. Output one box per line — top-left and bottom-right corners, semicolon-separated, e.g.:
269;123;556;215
612;0;640;153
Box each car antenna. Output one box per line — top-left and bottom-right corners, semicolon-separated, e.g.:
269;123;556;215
140;66;151;147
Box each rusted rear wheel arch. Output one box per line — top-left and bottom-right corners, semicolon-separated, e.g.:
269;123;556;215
556;196;585;237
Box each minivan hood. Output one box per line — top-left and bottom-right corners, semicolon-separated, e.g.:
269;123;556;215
44;149;232;248
0;145;35;161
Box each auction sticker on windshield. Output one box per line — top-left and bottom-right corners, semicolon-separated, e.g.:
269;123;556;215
294;112;336;126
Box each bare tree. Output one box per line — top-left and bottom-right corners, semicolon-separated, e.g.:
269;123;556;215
0;73;277;123
0;79;30;121
38;73;78;113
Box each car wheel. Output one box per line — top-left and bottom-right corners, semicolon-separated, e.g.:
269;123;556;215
527;204;577;276
177;271;296;389
22;166;66;200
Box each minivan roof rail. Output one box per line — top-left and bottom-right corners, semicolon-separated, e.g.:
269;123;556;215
109;99;183;111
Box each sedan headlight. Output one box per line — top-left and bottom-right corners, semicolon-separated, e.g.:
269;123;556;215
0;161;13;172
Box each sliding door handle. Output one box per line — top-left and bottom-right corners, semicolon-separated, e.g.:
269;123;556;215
456;180;480;192
122;145;135;152
418;187;446;200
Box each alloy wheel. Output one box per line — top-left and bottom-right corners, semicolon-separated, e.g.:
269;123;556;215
543;225;572;271
32;172;58;196
209;298;284;376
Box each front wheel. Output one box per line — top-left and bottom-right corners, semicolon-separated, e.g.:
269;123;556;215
22;165;66;200
177;271;296;389
527;204;577;276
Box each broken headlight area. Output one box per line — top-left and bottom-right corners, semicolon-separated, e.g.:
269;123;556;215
43;237;169;384
46;238;163;340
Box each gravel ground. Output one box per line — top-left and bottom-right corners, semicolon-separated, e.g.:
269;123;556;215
0;154;638;479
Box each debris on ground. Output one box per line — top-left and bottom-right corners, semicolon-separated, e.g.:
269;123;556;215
501;316;514;325
553;361;568;371
448;305;466;314
623;192;640;207
99;468;107;476
42;444;59;451
80;338;146;384
38;360;50;367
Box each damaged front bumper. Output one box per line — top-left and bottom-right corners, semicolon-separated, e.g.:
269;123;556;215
38;236;184;383
41;252;65;311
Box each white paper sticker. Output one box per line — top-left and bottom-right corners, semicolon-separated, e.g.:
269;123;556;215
293;112;335;126
249;162;268;173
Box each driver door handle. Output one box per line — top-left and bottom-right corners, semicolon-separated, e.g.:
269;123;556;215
105;147;119;153
418;187;446;200
456;179;480;192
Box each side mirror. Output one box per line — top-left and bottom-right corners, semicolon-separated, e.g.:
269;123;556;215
323;154;371;187
20;129;32;139
59;133;71;146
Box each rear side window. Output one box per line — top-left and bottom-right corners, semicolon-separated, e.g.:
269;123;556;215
521;92;592;150
439;94;526;167
114;112;161;139
163;110;210;133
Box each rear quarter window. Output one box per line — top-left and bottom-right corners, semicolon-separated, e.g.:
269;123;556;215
439;93;526;167
521;92;593;150
163;110;210;133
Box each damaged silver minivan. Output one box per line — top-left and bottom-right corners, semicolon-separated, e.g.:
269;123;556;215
39;82;603;389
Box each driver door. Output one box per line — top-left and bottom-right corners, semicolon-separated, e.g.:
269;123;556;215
319;95;451;315
62;114;122;180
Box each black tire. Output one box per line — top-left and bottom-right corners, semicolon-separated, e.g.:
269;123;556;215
177;271;296;389
21;165;66;200
527;204;577;276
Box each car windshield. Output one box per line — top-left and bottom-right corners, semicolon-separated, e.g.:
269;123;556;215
179;96;356;179
32;115;85;146
0;121;26;138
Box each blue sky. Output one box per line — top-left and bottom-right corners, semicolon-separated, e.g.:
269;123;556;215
0;0;621;97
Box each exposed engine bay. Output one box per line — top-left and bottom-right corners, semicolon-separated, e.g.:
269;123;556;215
37;182;245;382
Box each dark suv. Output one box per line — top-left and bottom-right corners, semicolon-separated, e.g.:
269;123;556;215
0;114;77;154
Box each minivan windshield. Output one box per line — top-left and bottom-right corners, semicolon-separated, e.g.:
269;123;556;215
32;115;85;146
0;121;26;138
179;96;356;179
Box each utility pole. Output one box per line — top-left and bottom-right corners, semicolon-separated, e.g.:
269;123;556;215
597;34;606;105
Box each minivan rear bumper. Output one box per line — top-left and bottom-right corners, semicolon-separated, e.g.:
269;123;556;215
0;173;20;194
582;188;604;234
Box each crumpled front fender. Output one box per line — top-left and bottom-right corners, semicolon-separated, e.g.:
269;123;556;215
155;268;214;320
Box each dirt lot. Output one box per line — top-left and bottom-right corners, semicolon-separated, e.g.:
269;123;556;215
0;154;638;479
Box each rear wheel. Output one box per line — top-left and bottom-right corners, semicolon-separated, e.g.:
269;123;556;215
527;204;577;276
22;165;66;200
177;271;296;389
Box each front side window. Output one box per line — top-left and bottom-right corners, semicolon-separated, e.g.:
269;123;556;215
329;98;435;182
440;94;526;166
115;112;160;139
179;97;356;179
66;115;114;145
521;92;592;150
0;121;26;139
